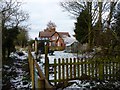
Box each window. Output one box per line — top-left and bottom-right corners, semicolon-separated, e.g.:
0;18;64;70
58;41;60;46
52;36;56;40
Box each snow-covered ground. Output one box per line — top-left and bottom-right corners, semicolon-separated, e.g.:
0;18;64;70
35;51;120;89
2;51;31;89
41;51;78;63
6;50;120;90
35;51;94;89
9;51;28;60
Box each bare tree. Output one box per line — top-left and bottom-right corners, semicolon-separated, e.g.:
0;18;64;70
60;0;118;48
0;0;29;28
1;0;29;59
47;21;56;29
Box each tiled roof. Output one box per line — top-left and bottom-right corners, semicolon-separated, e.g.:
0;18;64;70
39;31;55;38
39;31;70;38
58;32;70;37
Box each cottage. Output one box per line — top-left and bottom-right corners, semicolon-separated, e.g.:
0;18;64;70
39;27;70;51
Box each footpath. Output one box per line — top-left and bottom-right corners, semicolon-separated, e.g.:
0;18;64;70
2;51;32;89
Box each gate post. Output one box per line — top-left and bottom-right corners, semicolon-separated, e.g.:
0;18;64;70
38;78;45;90
35;37;38;54
28;46;35;90
45;42;49;81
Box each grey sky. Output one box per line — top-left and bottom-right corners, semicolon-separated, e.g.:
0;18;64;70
22;0;76;39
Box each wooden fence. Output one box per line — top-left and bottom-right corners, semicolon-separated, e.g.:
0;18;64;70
28;47;55;89
45;57;120;86
28;44;120;88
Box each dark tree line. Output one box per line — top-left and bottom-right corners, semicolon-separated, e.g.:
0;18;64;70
74;8;90;44
60;1;120;56
15;27;29;48
1;0;29;60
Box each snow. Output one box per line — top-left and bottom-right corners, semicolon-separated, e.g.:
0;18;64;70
9;51;28;60
8;50;120;89
40;51;78;64
3;65;9;68
37;51;94;89
10;76;23;83
62;36;78;46
37;51;79;77
2;51;32;89
35;51;120;89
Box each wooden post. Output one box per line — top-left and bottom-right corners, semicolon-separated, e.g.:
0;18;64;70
99;59;104;80
38;78;45;90
35;38;38;53
58;58;61;82
65;58;68;85
91;59;94;79
45;43;49;81
62;58;65;80
33;58;35;90
81;58;83;76
95;59;98;79
105;59;108;80
117;57;120;80
70;58;72;79
109;59;111;80
73;58;76;78
28;46;55;89
84;60;87;75
54;59;57;85
77;58;80;78
28;47;35;90
66;58;68;80
88;59;90;77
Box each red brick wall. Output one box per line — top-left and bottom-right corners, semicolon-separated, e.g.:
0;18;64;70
50;33;65;48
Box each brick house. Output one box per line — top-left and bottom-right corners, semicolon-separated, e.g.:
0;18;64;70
39;27;70;50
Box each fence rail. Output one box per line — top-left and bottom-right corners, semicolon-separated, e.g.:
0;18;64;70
45;57;120;86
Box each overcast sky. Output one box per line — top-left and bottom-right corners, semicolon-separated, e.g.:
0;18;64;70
21;0;76;39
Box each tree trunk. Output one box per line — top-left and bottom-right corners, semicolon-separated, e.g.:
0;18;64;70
87;2;92;49
97;2;103;46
